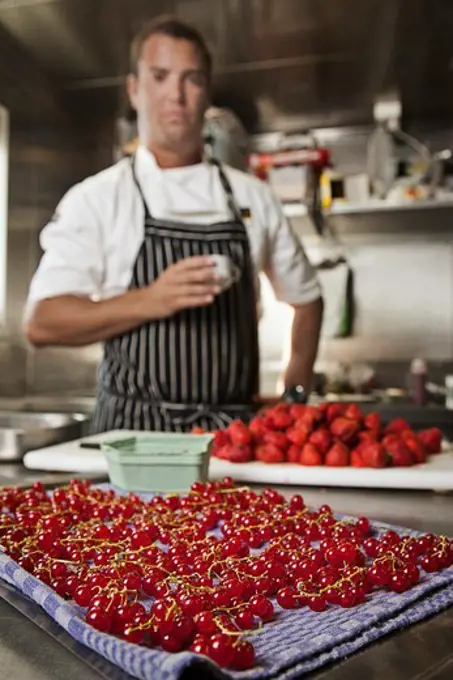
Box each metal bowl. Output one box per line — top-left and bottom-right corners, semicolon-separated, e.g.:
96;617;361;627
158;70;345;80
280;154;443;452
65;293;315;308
0;411;90;462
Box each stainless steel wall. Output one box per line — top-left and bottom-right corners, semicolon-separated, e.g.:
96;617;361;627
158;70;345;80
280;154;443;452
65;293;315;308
3;122;112;399
0;24;112;400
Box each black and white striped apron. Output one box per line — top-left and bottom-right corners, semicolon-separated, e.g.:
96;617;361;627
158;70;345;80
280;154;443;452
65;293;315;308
91;157;260;433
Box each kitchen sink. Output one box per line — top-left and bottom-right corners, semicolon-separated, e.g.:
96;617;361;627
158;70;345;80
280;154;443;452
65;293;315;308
0;411;90;462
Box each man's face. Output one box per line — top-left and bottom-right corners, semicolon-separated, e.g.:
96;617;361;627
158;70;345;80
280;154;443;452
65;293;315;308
128;34;210;151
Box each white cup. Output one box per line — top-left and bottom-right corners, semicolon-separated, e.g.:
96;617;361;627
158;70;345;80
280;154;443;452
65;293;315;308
211;254;241;291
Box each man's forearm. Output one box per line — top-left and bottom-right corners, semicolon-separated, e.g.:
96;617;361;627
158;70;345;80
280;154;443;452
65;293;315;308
25;290;152;347
284;297;323;392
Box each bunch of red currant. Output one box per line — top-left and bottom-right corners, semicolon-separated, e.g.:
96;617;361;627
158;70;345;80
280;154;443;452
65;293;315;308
0;478;452;671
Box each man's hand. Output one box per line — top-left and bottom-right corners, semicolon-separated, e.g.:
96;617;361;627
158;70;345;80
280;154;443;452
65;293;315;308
146;255;221;318
25;256;222;348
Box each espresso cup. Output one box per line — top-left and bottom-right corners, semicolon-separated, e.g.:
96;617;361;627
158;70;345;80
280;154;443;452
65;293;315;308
211;254;241;291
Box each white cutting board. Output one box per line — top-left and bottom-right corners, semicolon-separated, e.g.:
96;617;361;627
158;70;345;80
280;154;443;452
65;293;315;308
209;450;453;491
23;431;130;474
23;432;453;491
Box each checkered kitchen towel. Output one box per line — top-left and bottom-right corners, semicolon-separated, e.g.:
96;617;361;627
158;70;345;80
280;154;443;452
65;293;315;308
1;506;453;680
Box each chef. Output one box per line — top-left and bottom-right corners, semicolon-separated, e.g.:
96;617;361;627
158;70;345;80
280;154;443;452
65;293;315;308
24;16;323;433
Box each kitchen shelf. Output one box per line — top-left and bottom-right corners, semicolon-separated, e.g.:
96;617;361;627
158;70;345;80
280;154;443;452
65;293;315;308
283;197;453;219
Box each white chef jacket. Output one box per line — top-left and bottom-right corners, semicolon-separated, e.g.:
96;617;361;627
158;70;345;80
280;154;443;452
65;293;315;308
27;146;321;308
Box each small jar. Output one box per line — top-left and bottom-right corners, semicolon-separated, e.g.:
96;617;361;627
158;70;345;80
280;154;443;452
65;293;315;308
410;358;427;406
445;375;453;410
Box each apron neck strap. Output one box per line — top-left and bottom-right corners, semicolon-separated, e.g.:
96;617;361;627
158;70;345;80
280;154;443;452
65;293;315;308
130;155;151;219
210;157;244;224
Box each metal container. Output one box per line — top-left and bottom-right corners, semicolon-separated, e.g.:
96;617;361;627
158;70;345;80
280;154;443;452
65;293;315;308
0;411;90;462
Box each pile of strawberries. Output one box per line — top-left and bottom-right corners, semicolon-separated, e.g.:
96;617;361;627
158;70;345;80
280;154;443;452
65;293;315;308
208;402;443;467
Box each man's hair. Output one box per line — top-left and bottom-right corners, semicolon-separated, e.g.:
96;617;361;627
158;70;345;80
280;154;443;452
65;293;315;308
129;15;212;78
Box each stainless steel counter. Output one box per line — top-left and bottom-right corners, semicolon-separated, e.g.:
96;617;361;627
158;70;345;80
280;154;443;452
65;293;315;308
0;462;105;489
1;470;453;679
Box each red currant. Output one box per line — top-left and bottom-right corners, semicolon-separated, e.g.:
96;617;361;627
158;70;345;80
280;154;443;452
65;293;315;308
356;516;370;535
208;633;235;668
195;611;218;635
190;635;209;655
248;594;274;621
86;608;112;633
235;609;255;630
339;588;357;608
420;554;441;573
367;562;391;587
160;633;186;653
231;640;256;670
363;537;379;558
122;627;144;644
308;595;327;612
389;572;412;593
74;584;94;608
276;587;297;609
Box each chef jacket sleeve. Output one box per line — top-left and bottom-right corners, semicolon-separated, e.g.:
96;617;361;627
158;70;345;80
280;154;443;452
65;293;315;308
263;189;321;305
26;183;104;307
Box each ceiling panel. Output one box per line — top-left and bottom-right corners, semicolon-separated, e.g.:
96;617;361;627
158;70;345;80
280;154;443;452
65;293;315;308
0;0;127;79
0;0;453;131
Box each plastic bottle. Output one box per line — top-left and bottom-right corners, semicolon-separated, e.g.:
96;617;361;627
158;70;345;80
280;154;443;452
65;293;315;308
410;358;427;406
445;375;453;410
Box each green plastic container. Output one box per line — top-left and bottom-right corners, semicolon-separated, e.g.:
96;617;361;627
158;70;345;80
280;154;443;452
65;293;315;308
101;432;214;493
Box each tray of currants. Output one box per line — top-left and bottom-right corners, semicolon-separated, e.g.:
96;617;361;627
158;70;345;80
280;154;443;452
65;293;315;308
1;478;453;680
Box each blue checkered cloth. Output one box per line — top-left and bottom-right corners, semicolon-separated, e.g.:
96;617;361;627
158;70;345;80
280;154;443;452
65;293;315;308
1;499;453;679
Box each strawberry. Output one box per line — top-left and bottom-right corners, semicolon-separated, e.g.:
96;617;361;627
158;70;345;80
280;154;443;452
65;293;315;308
385;418;411;436
296;412;318;432
344;404;363;424
325;442;350;467
212;429;230;453
418;428;442;454
364;412;382;437
401;431;427;464
358;431;378;446
289;404;307;420
191;426;206;434
361;443;387;468
215;444;252;463
350;449;366;468
261;415;278;431
263;431;290;452
381;433;397;449
330;417;360;443
353;441;367;457
228;420;252;446
299;444;323;466
214;445;229;459
308;428;331;455
286;445;301;464
384;436;414;467
272;402;291;412
248;417;267;440
287;426;309;447
271;411;294;430
305;405;322;421
212;430;231;456
255;444;285;464
326;403;346;424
